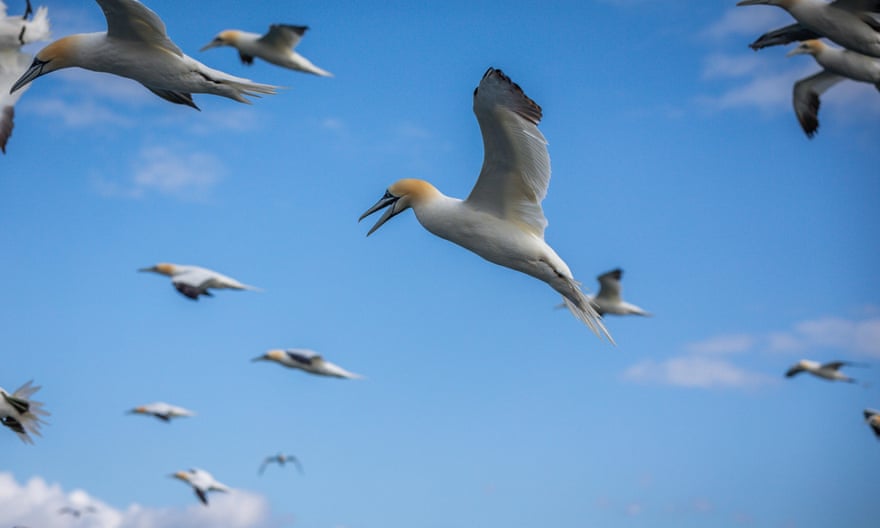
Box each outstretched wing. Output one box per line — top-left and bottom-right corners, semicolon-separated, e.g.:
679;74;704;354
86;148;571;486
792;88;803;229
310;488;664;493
792;70;844;138
595;269;623;303
96;0;183;56
259;24;307;50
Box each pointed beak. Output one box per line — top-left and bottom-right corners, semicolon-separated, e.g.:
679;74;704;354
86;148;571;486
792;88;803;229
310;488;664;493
785;47;805;57
736;0;768;5
10;57;48;94
200;39;223;52
138;266;157;273
359;191;402;236
251;355;267;362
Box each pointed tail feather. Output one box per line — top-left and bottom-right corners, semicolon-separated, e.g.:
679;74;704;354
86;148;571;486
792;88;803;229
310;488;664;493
561;291;614;344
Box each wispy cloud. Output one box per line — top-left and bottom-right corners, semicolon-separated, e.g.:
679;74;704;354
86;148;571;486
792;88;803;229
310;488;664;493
684;334;756;355
25;98;135;128
622;355;775;389
0;472;289;528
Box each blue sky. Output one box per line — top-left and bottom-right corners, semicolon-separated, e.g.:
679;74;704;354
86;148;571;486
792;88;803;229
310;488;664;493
1;0;878;527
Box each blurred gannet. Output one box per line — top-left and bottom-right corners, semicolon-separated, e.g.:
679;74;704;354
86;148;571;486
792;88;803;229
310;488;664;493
201;24;332;77
139;263;261;300
0;0;50;153
0;380;48;444
171;468;229;506
738;0;880;58
589;268;651;317
359;68;611;340
786;39;880;137
58;506;97;518
252;349;363;379
258;452;303;475
864;409;880;439
128;401;195;422
9;0;278;109
785;359;863;382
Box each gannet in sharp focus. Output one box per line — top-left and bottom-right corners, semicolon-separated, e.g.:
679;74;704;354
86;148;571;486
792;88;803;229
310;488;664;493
785;39;880;137
9;0;278;109
0;380;48;444
738;0;880;58
589;268;651;317
139;262;261;300
128;401;195;422
359;68;611;342
864;409;880;439
0;0;49;153
258;452;304;475
201;24;332;77
171;468;229;506
784;359;864;382
252;349;363;379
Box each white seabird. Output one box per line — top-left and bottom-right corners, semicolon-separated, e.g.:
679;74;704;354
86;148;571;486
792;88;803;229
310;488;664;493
252;349;363;379
785;39;880;137
0;0;49;154
359;67;612;342
0;380;48;444
784;359;863;382
139;262;261;300
201;24;332;77
128;401;195;422
737;0;880;58
589;268;651;317
864;409;880;439
171;468;229;506
258;452;304;475
9;0;278;109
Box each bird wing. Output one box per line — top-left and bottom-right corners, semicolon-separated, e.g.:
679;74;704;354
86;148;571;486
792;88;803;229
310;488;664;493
286;455;304;474
259;24;307;50
465;67;549;238
0;49;32;154
785;364;805;377
821;361;848;371
286;349;320;366
95;0;183;56
193;487;208;505
832;0;880;12
258;457;273;475
792;70;844;138
595;269;623;303
749;24;820;50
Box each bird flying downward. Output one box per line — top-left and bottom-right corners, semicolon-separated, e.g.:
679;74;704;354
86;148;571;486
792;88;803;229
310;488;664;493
786;39;880;137
784;359;865;382
359;67;611;342
9;0;278;109
128;402;195;422
737;0;880;58
258;452;304;475
171;468;229;506
590;268;651;317
201;24;332;77
864;409;880;439
139;262;261;300
0;380;48;444
252;349;363;379
0;0;50;153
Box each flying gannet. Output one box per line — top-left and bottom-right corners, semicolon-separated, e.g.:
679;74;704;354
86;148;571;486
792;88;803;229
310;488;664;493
589;268;651;317
139;262;261;300
784;359;864;382
864;409;880;439
128;401;195;422
0;380;48;444
359;67;612;342
201;24;332;77
252;349;363;379
738;0;880;58
9;0;278;109
0;0;49;153
258;452;304;475
786;39;880;137
171;468;229;506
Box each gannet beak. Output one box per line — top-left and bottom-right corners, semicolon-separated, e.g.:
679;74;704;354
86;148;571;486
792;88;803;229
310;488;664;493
200;39;223;52
10;57;48;94
138;266;157;272
785;46;806;57
251;354;268;362
736;0;768;5
359;191;402;236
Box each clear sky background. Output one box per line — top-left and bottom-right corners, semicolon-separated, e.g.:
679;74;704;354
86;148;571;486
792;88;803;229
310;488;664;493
1;0;879;527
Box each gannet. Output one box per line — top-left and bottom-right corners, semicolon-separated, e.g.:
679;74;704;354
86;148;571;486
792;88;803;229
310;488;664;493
128;401;195;422
784;359;863;382
359;68;611;341
9;0;278;109
258;452;303;475
252;349;363;379
139;263;261;300
0;0;50;153
58;506;97;518
785;39;880;137
737;0;880;58
0;380;48;444
589;268;651;317
201;24;332;77
864;409;880;439
171;468;229;506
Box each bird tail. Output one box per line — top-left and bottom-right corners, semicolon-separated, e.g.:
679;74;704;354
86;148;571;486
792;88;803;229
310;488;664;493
2;380;49;444
560;282;614;344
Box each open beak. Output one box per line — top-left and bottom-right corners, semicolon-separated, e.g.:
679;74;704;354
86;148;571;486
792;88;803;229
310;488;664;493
359;191;401;236
10;57;48;94
199;39;223;52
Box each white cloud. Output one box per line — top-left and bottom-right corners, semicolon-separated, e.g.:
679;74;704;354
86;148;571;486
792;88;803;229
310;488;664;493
684;334;755;355
0;472;283;528
622;356;775;389
25;98;134;128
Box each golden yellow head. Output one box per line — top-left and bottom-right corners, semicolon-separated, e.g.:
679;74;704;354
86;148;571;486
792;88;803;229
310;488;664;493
200;30;242;51
359;179;439;236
